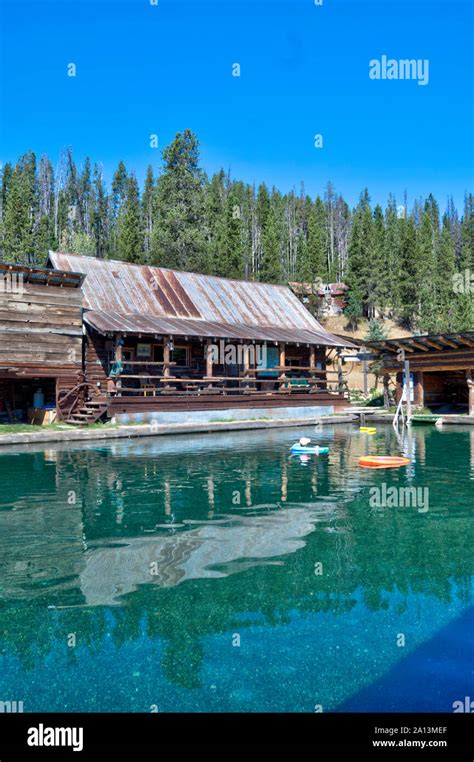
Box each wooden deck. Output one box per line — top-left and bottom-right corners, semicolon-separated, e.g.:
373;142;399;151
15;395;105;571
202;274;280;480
108;390;348;416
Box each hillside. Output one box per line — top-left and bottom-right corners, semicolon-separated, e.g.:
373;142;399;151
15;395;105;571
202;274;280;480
322;316;413;343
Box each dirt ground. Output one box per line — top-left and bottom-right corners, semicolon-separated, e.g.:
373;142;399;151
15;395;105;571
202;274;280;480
322;316;412;393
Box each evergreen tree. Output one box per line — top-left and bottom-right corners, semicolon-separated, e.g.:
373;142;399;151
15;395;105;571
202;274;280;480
35;155;55;262
344;288;363;331
0;162;13;258
142;165;154;259
365;319;386;342
324;181;336;278
347;189;374;316
117;175;143;263
206;170;227;274
416;206;438;330
109;160;128;258
255;182;271;276
452;292;474;331
383;195;402;312
368;204;385;316
398;214;418;326
92;164;108;258
435;214;456;328
3;151;37;263
460;193;474;270
296;196;326;284
260;204;282;283
150;129;207;271
78;157;92;235
220;190;244;279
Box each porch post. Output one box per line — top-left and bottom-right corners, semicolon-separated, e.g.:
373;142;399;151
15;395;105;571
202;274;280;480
115;333;123;395
395;372;403;404
163;336;171;379
467;370;474;416
383;374;390;410
336;349;344;392
404;358;412;420
309;344;316;394
414;371;424;407
206;338;213;385
242;343;250;390
279;342;286;390
362;360;368;394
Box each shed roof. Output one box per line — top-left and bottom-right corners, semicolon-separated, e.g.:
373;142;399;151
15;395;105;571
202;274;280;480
367;332;474;353
0;260;84;288
48;252;356;346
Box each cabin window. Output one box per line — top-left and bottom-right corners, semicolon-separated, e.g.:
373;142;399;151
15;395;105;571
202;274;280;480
172;346;189;367
122;347;134;362
153;344;164;363
136;343;152;359
107;346;134;365
152;343;189;366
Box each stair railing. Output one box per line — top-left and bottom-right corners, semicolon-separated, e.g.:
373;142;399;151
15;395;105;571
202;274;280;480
57;382;94;422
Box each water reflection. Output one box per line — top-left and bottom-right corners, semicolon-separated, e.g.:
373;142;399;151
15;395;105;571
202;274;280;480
0;425;473;710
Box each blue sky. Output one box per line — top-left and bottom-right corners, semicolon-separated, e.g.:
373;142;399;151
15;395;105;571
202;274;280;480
0;0;473;209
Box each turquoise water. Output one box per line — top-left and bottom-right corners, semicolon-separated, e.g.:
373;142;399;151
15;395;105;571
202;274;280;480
0;424;473;712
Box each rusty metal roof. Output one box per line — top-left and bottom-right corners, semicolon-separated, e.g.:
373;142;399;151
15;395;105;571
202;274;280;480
83;310;353;346
0;260;84;288
49;252;356;347
367;332;474;353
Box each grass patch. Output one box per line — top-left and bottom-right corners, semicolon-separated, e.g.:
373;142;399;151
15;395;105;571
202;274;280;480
0;420;118;434
208;416;272;423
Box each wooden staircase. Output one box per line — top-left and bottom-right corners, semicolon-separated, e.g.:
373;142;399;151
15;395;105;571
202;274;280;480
57;383;108;426
67;398;108;425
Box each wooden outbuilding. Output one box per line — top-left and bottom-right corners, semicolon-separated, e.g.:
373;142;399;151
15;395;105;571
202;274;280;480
45;252;356;424
367;332;474;415
0;261;85;423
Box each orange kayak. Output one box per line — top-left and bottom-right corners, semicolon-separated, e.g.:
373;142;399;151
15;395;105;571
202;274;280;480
359;456;411;469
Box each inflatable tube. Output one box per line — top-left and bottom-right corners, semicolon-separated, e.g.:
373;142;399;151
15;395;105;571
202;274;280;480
360;427;377;434
358;455;411;469
291;444;329;455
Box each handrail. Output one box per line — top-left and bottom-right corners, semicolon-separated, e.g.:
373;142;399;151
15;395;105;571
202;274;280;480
57;382;94;421
392;394;405;429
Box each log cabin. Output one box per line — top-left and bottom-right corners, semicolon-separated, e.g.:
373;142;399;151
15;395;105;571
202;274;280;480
44;252;357;425
0;261;85;424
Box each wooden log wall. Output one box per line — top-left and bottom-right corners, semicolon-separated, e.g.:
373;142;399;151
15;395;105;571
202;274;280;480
84;332;109;393
0;282;83;390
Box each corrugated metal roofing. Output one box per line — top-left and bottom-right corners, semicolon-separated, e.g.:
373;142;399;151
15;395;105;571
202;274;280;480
49;252;356;347
368;332;474;352
0;260;84;288
83;310;351;346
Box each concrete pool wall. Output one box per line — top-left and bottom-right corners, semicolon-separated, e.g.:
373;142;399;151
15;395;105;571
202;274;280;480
112;404;337;426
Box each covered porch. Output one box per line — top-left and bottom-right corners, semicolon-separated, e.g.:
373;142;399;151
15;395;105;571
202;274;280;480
368;332;474;416
83;311;352;419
